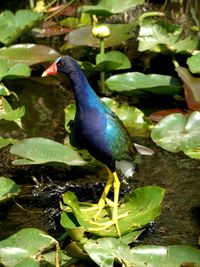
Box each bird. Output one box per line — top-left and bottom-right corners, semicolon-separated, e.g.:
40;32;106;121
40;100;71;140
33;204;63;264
42;55;152;236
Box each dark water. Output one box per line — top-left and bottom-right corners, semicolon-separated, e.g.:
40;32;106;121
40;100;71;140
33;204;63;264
0;76;200;248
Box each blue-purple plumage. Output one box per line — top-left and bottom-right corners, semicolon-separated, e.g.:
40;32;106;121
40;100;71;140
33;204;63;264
48;56;137;175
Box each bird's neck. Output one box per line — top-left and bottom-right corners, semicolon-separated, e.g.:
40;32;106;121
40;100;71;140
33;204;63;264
69;70;103;111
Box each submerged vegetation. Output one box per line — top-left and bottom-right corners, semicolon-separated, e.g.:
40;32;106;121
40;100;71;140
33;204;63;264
0;0;200;266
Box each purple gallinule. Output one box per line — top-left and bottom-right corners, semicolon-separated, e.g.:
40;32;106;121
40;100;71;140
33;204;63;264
42;56;152;236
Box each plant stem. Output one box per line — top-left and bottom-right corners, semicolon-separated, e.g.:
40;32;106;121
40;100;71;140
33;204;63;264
100;38;106;94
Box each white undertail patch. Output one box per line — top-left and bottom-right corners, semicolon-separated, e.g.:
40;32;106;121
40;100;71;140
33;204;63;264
116;160;135;177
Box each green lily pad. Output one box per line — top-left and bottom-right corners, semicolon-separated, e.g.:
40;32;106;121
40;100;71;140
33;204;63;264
0;137;18;149
106;72;182;95
80;0;144;16
151;111;200;153
138;18;198;53
0;176;20;203
84;238;200;267
0;97;25;128
95;51;131;71
0;228;58;267
60;186;165;237
0;44;60;67
0;10;42;45
65;24;135;48
0;83;16;96
0;59;31;81
187;52;200;74
65;98;150;137
10;137;86;166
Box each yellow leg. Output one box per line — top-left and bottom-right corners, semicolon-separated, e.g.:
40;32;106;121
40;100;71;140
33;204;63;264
93;166;114;220
112;171;120;236
92;168;121;236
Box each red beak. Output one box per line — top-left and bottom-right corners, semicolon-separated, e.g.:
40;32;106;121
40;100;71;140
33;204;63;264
42;62;57;77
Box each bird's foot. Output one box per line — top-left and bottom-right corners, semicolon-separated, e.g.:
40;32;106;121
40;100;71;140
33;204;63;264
89;211;129;236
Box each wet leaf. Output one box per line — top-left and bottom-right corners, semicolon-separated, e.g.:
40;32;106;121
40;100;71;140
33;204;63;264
0;137;18;149
106;72;182;95
187;52;200;74
0;44;60;66
151;111;200;153
138;19;198;53
85;238;200;267
0;10;42;45
0;176;20;203
0;97;25;128
10;137;86;166
60;186;165;237
80;0;144;16
130;245;200;267
0;59;31;81
0;228;57;267
176;66;200;111
65;24;135;48
0;83;12;96
149;108;188;122
184;147;200;159
95;51;131;71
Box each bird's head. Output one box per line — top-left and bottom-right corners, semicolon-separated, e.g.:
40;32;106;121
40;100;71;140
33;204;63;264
42;56;77;77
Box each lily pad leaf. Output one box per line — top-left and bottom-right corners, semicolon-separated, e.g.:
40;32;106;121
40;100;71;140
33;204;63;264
187;52;200;74
60;186;165;237
176;66;200;111
0;176;20;203
85;238;200;267
10;137;86;166
0;10;42;45
138;18;198;53
131;245;200;267
65;24;135;48
0;228;57;267
151;111;200;153
81;0;144;16
0;137;18;149
106;72;182;95
0;97;25;128
96;51;131;71
0;44;60;67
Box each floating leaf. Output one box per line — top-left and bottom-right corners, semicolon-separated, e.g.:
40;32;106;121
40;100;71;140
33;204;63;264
0;176;20;203
0;59;31;81
81;0;144;16
149;108;188;122
0;97;25;128
184;147;200;159
96;51;131;71
65;24;135;48
60;186;165;237
151;111;200;153
0;10;42;45
0;137;18;149
106;72;182;95
0;228;57;267
138;19;198;53
187;52;200;74
176;66;200;111
0;44;60;66
10;137;86;166
85;238;200;267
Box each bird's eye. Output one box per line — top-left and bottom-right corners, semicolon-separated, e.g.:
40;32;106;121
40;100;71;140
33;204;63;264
57;61;65;67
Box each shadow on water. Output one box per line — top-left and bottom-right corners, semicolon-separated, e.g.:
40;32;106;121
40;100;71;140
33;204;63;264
0;75;200;247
